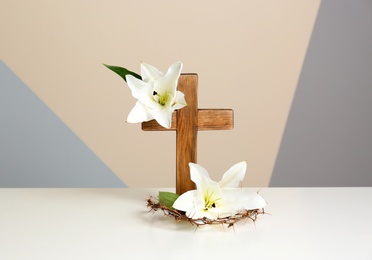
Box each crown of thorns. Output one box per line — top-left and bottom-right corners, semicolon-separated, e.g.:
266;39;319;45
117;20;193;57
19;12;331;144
147;196;265;228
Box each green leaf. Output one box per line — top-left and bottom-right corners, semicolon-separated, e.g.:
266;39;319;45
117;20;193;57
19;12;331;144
158;191;180;209
103;64;141;82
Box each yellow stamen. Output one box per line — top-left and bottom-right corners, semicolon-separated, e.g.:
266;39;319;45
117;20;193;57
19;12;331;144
204;190;221;210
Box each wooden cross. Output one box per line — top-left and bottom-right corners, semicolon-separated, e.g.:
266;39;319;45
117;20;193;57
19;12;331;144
142;74;234;195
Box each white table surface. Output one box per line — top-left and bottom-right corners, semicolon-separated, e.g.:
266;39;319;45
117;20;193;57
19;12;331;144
1;188;372;260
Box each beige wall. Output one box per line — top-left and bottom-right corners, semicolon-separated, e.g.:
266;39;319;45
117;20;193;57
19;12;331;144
1;0;320;187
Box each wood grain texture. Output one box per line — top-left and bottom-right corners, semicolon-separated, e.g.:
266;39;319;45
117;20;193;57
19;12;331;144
197;109;234;130
176;74;198;194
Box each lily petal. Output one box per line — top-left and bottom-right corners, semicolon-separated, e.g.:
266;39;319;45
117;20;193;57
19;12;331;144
148;106;173;128
126;75;161;109
189;163;210;180
198;208;220;220
221;188;267;211
153;62;182;95
127;101;153;123
172;91;187;110
189;163;212;196
141;62;163;83
218;161;247;188
203;189;266;219
172;190;196;212
126;75;153;101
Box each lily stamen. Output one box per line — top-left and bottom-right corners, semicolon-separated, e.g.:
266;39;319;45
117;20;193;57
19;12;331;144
204;190;221;210
153;91;169;106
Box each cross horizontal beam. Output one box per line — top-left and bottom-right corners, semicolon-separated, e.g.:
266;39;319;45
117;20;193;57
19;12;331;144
141;109;234;131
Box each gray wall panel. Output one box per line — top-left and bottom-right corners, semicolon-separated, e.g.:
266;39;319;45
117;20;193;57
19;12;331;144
0;60;126;187
270;0;372;186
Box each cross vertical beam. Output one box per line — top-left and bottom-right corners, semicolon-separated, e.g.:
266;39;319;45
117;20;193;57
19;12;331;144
176;74;198;194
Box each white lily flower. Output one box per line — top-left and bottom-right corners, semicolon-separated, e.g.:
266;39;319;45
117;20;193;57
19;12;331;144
125;61;187;128
172;162;266;220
